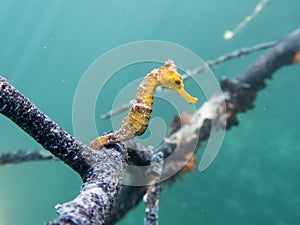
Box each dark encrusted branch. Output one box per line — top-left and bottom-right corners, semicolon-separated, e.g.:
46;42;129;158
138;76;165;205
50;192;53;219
221;28;300;129
47;144;127;225
0;77;128;225
0;76;90;178
232;29;300;91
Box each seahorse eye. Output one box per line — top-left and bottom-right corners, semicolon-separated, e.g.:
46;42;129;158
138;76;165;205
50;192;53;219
175;79;181;85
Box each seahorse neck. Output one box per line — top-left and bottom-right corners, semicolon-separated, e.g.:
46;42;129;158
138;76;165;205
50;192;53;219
135;73;158;106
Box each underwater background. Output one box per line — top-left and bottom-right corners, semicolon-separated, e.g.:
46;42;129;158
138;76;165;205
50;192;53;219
0;0;300;224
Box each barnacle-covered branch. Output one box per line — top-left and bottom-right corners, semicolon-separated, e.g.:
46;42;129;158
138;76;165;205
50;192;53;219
106;27;300;225
0;76;128;224
47;143;127;225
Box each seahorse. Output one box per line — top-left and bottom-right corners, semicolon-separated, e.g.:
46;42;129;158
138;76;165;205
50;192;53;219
90;60;197;150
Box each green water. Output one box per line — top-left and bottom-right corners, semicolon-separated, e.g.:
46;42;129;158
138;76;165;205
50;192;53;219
0;0;300;224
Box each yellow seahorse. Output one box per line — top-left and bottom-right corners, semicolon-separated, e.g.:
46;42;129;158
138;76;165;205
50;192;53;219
90;60;197;150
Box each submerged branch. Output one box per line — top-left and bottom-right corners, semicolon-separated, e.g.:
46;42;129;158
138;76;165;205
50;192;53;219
0;27;299;225
47;143;127;225
0;77;128;224
0;76;90;177
106;28;300;225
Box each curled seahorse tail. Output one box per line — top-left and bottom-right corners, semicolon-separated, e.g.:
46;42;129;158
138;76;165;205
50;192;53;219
90;136;107;150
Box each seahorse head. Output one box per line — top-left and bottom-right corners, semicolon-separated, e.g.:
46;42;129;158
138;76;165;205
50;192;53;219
156;60;198;104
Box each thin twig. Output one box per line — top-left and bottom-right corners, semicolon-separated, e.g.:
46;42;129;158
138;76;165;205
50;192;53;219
0;150;56;165
100;103;129;120
100;41;276;119
183;41;276;79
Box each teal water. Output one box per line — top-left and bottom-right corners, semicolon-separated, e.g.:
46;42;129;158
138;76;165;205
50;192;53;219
0;0;300;224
